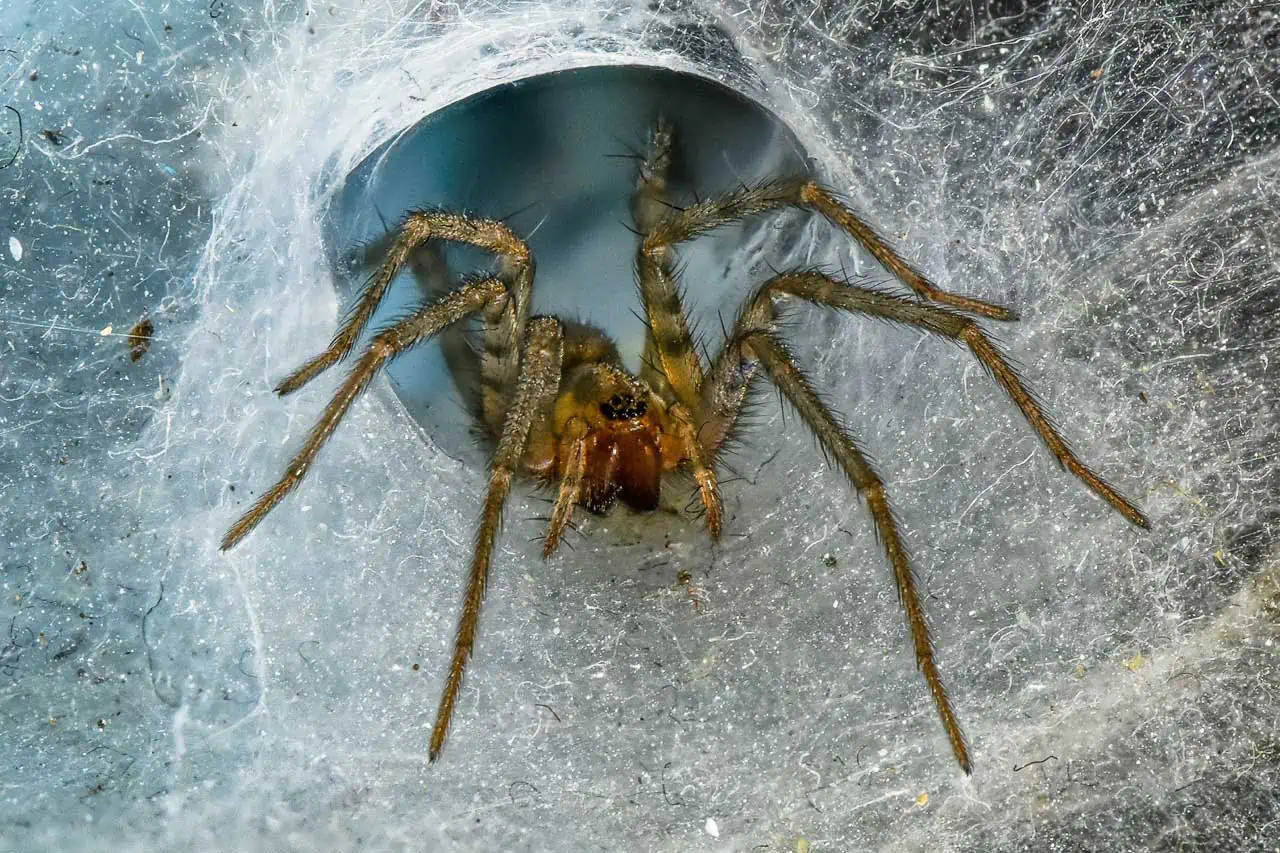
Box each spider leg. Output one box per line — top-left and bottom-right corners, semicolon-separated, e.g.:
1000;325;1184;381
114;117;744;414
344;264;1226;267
403;239;488;426
695;271;1148;773
621;120;728;535
430;316;565;762
276;212;533;397
220;277;509;552
726;271;1149;528
631;118;705;413
644;176;1017;322
667;400;723;538
733;326;972;774
631;115;675;235
542;418;589;558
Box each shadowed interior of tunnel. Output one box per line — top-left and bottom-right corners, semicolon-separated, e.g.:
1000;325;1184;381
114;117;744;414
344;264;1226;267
323;65;815;465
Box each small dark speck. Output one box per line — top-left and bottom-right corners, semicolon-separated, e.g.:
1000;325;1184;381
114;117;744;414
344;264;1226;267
228;484;236;492
28;70;38;81
822;553;837;568
412;663;419;671
1138;391;1148;403
127;316;154;362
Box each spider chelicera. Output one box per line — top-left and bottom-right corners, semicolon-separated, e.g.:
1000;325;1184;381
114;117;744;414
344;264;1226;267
222;116;1148;773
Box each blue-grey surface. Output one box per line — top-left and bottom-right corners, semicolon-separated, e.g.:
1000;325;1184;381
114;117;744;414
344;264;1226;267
328;66;812;460
1;2;1277;852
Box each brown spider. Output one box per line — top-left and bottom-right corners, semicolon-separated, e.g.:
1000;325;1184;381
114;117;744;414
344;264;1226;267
221;117;1148;773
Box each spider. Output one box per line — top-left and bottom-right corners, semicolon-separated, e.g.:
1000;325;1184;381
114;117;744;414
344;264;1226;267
221;116;1149;773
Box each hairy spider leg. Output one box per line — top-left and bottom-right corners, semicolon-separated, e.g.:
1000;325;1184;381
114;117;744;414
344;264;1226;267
758;327;973;773
274;212;534;399
695;279;972;770
397;238;489;427
644;176;1018;322
430;316;565;762
630;117;723;537
222;276;564;763
727;271;1149;529
632;116;704;412
543;416;590;557
667;398;724;537
220;277;509;552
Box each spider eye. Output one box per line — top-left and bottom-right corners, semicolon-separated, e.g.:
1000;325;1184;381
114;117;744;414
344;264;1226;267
600;394;647;421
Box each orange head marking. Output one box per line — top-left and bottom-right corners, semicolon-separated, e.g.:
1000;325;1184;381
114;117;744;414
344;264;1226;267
554;367;666;515
582;412;662;514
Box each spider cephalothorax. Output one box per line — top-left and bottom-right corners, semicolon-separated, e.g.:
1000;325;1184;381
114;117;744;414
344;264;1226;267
525;358;678;555
222;116;1148;773
528;343;718;562
551;366;666;514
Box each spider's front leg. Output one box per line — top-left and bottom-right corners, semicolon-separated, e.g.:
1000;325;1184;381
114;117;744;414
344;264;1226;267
632;116;704;413
430;316;565;762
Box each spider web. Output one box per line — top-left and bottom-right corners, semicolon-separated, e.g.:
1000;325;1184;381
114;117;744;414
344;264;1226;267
0;1;1278;851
